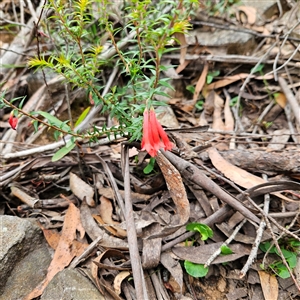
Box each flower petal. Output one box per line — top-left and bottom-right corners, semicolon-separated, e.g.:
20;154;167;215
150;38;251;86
141;109;158;157
151;111;173;151
141;108;173;157
9;113;18;130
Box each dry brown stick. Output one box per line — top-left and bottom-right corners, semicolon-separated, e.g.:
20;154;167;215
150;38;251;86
161;150;260;225
164;53;300;68
122;145;148;300
278;77;300;125
247;197;300;243
149;270;169;300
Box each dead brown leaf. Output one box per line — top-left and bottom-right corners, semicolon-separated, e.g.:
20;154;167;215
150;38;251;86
258;270;279;300
161;252;184;293
174;32;188;66
224;94;234;131
23;203;87;299
97;196;127;237
193;62;208;107
237;6;257;25
275;92;287;108
212;91;225;130
208;147;266;188
42;228;60;250
207;147;293;202
113;271;130;295
207;73;249;90
156;152;190;225
173;242;251;264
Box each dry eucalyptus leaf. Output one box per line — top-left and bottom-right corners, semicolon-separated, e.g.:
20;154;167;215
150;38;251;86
113;271;131;295
207;147;292;201
173;242;251;264
156;152;190;225
161;252;183;293
258;270;278;300
212;91;225;130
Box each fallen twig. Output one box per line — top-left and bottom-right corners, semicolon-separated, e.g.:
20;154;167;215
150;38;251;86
161;150;260;225
240;174;270;277
122;145;148;300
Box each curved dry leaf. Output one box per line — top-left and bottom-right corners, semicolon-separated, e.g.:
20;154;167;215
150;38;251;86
193;62;208;105
207;73;249;90
212;91;225;130
275;92;287;108
156;152;190;225
42;228;60;250
207;147;292;202
237;6;257;25
80;200;128;249
224;95;234;131
161;252;183;293
208;147;266;188
94;215;127;238
174;32;187;65
23;203;87;299
97;196;127;237
199;110;208;126
113;271;131;295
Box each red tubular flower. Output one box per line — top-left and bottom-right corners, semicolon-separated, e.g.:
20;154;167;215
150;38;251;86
141;108;173;157
8;112;18;130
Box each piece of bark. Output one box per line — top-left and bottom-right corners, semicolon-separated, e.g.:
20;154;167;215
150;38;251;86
220;149;300;174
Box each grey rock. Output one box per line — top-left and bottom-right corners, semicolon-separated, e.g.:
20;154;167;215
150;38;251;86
0;216;51;299
186;28;255;55
41;269;105;300
240;0;281;21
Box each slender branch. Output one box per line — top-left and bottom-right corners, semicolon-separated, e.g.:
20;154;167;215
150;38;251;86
122;145;148;300
2;98;83;138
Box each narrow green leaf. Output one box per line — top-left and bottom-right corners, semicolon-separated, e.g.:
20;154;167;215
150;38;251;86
74;106;91;128
251;64;264;73
33;120;39;132
143;157;156;174
186;85;195;94
33;111;70;132
52;141;76;162
206;75;213;84
53;130;61;141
